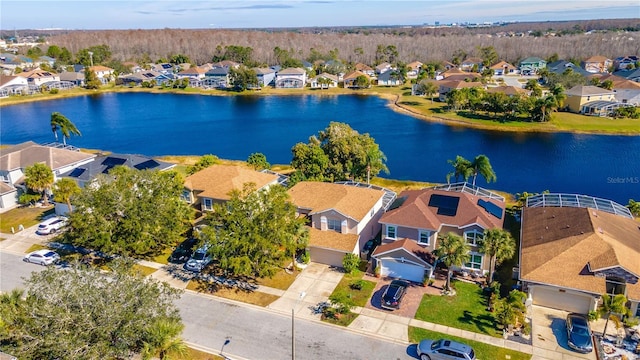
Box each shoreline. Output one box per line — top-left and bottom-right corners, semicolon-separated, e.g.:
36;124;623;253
1;86;638;136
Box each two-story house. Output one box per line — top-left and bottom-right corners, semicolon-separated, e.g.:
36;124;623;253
374;183;506;282
288;181;394;268
309;73;338;89
489;61;518;76
565;85;618;115
275;67;307;89
519;57;547;75
88;65;114;83
438;80;484;102
17;68;60;87
581;56;613;74
520;193;639;316
253;67;276;88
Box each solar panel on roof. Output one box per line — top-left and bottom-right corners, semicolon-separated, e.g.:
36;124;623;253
101;157;127;167
134;159;160;170
428;194;460;216
68;168;86;178
477;199;503;219
387;196;407;211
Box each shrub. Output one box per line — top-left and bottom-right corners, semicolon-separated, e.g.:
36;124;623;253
329;291;354;314
342;253;360;274
49;88;59;94
588;310;599;322
19;192;41;205
349;280;366;291
300;251;310;264
624;316;639;328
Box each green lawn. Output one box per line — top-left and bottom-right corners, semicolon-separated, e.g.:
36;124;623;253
408;327;531;360
0;206;55;234
415;280;501;337
321;270;375;327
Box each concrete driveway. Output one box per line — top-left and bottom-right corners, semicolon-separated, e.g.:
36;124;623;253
531;305;596;360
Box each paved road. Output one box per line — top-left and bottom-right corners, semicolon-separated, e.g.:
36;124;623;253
1;251;416;360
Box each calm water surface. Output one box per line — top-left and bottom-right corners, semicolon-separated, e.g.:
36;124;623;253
1;93;639;204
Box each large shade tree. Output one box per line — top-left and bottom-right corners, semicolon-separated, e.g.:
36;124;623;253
479;228;516;285
24;163;54;205
433;232;470;292
50;112;81;145
62;167;194;257
0;260;183;360
204;183;308;278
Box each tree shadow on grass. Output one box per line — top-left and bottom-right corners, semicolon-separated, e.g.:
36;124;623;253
399;101;422;106
458;310;499;336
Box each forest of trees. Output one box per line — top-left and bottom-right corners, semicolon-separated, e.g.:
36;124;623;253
29;19;639;67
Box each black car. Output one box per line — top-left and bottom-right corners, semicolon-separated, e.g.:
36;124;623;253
566;313;593;353
169;238;199;264
361;239;378;260
381;280;409;310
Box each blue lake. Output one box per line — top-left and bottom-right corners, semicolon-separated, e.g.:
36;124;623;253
1;92;639;204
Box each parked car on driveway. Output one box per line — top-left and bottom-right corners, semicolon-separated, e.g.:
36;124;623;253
184;245;212;272
169;237;199;264
36;216;68;235
23;249;60;266
566;313;593;353
381;279;409;310
360;239;378;260
417;338;476;360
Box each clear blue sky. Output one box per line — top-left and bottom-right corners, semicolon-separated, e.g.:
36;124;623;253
1;0;639;30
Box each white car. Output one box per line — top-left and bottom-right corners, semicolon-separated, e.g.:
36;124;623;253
184;246;212;272
36;216;68;235
23;249;61;266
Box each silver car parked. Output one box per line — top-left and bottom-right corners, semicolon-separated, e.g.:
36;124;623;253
184;245;212;272
417;338;476;360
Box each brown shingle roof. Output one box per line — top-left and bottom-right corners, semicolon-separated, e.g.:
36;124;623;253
438;80;484;89
372;238;435;265
584;56;610;63
184;165;278;201
308;227;359;252
486;85;529;96
88;65;113;72
521;206;640;300
277;67;306;75
0;182;16;195
379;188;505;231
565;85;614;97
288;181;384;222
489;61;517;70
0;141;95;173
355;63;373;71
343;70;368;80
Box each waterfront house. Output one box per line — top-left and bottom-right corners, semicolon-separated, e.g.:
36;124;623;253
519;193;639;316
178;66;208;80
117;71;173;87
581;55;613;74
309;73;338;89
375;183;506;282
438;80;484;102
36;56;56;68
589;74;640;105
253;67;276;88
288;181;394;268
489;61;518;76
17;68;60;87
406;61;423;79
377;70;404;86
204;67;231;88
343;70;371;89
183;165;279;212
275;67;307;89
375;62;392;75
565;85;618;115
355;63;376;77
486;85;530;97
519;57;547;75
58;71;84;87
0;75;28;97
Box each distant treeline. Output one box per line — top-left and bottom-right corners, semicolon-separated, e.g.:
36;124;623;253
7;18;640;66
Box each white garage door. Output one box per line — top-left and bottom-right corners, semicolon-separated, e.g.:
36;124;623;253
380;259;425;283
532;286;593;314
309;247;346;268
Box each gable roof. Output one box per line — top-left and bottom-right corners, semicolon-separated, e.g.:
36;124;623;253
0;181;16;195
461;57;483;65
277;67;306;75
486;85;529;96
489;61;517;70
565;85;614;97
343;70;369;81
253;67;276;75
613;68;640;80
88;65;113;72
547;60;591;77
308;227;359;252
583;55;611;63
60;153;175;182
372;238;434;266
438;80;484;89
520;57;545;64
379;185;505;231
288;181;384;222
521;206;640;301
314;72;338;82
407;61;423;70
184;165;278;201
17;68;57;79
355;63;373;71
0;141;96;174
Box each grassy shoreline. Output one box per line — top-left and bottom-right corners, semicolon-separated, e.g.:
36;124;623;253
1;84;637;135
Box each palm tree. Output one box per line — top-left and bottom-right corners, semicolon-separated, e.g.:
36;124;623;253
434;232;470;292
51;112;81;145
52;178;81;214
550;84;566;110
446;155;473;184
24;163;54;205
479;228;515;285
141;319;187;360
470;154;497;186
364;145;389;184
420;81;438;103
600;293;629;337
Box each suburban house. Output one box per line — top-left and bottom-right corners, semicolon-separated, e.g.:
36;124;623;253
58;71;85;87
519;193;640;316
406;61;423;79
546;60;591;77
590;74;640;105
287;181;395;268
438;80;484;101
436;68;468;80
0;142;96;211
354;63;375;77
0;182;17;212
0;53;33;70
565;85;618;115
204;67;231;88
151;63;175;74
613;56;639;70
460;57;484;72
35;56;56;68
489;61;518;76
182;165;280;212
343;70;370;89
375;62;392;75
375;183;506;283
613;68;640;83
376;70;404;86
16;68;60;87
581;55;613;74
486;85;530;97
88;65;115;83
275;67;307;89
117;71;174;86
0;75;28;97
253;67;276;88
177;66;208;80
211;60;240;69
441;61;457;71
309;73;338;89
519;57;547;75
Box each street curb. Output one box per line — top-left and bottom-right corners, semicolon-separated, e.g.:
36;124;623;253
184;340;250;360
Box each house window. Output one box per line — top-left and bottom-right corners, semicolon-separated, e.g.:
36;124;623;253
605;276;627;296
181;190;191;203
327;219;341;232
465;253;483;270
386;225;397;239
464;230;484;246
203;198;213;211
418;230;431;245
